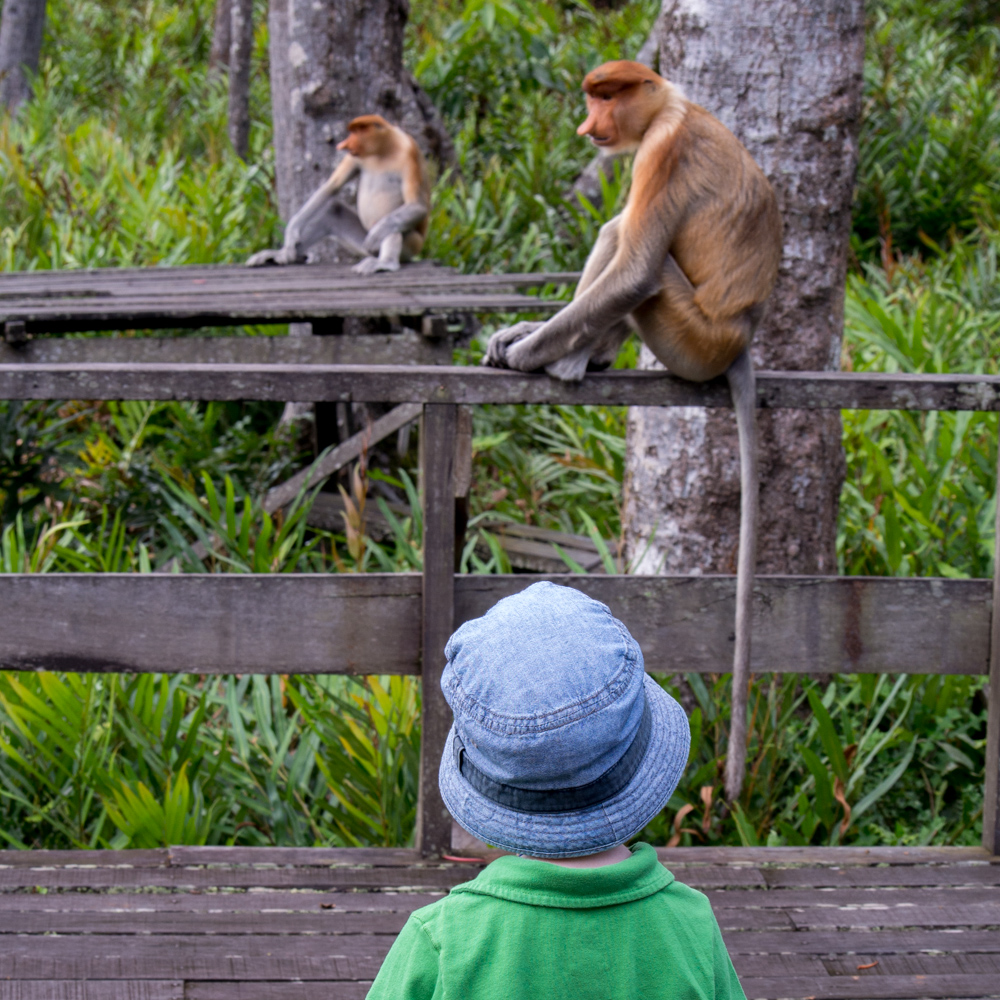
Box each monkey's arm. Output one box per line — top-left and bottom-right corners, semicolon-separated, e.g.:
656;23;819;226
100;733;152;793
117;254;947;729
361;201;428;256
486;216;663;379
247;157;361;267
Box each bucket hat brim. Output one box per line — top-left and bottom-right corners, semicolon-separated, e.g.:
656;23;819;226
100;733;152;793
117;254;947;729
439;675;690;859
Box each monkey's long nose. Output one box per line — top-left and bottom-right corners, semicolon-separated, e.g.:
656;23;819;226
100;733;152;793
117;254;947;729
576;113;597;137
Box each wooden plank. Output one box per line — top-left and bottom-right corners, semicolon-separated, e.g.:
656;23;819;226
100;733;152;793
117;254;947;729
787;903;1000;928
4;364;1000;410
0;574;988;677
417;405;457;858
0;910;411;935
707;886;1000;908
0;849;169;867
763;866;1000;888
721;928;1000;953
0;333;453;367
457;576;991;676
0;985;182;1000
823;953;1000;976
166;846;423;866
263;403;422;513
0;891;442;914
0;934;392;980
985;442;1000;855
0;574;422;675
0;293;560;333
185;986;372;1000
659;846;994;865
0;866;475;891
737;975;1000;1000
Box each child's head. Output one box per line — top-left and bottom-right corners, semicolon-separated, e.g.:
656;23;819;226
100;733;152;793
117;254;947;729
438;581;689;858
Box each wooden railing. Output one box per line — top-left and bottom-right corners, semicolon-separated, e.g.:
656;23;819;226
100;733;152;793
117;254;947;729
1;361;998;856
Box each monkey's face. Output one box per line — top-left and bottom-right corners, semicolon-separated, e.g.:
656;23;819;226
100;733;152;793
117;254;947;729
337;116;392;159
577;85;659;154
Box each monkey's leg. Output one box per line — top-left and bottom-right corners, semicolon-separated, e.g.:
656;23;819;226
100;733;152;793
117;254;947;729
247;194;367;267
484;215;627;378
354;232;403;275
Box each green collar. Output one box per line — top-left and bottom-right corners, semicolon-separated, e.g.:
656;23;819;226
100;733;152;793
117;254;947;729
450;843;674;910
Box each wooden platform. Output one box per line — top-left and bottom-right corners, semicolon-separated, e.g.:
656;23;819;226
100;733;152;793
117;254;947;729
1;847;996;1000
0;262;570;334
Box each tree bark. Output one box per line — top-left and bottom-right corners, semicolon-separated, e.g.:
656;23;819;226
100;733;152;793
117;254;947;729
266;0;455;232
0;0;46;112
228;0;253;159
623;0;863;584
209;0;232;73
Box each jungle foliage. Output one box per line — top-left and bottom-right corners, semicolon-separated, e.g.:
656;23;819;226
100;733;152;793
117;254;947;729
0;0;996;849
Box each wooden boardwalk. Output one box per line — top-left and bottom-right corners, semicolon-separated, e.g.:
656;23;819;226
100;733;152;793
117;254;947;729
0;261;569;334
0;846;996;1000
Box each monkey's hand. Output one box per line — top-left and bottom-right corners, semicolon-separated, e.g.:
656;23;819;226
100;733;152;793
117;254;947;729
482;322;547;368
361;204;427;256
246;246;305;268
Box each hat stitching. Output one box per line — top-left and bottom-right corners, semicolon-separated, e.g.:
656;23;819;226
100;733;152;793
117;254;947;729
443;622;640;735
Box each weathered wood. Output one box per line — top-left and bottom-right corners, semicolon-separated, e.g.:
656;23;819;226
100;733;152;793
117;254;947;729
736;974;1000;1000
984;443;1000;854
0;910;411;936
0;574;988;677
0;986;182;1000
708;885;1000;908
417;405;458;858
0;866;473;891
4;364;1000;410
166;846;422;866
0;848;169;867
786;903;1000;929
0;935;391;980
657;845;994;865
0;574;422;675
264;403;422;513
456;576;992;676
721;928;1000;954
185;986;371;1000
0;892;441;914
763;865;1000;888
0;333;453;367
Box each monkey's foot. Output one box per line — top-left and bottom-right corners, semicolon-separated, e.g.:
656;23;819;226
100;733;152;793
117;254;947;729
482;321;547;368
352;256;400;276
246;248;303;267
544;348;591;382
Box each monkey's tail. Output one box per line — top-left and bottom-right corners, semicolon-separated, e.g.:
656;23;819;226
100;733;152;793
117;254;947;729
723;349;758;803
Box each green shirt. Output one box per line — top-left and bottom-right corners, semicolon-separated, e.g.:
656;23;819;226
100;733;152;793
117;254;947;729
366;843;746;999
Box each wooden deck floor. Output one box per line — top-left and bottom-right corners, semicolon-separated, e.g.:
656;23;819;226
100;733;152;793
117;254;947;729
0;846;997;1000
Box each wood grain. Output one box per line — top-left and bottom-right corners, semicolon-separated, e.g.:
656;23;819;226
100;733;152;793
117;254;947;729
184;985;371;1000
0;332;453;367
417;404;457;857
737;974;1000;1000
0;574;987;677
4;364;1000;410
0;985;182;1000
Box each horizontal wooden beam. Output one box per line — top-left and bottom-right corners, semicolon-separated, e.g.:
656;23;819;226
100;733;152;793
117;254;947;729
0;574;988;676
0;333;453;367
2;364;1000;409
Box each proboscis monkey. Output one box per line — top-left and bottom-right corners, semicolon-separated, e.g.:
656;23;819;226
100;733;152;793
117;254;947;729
247;115;430;275
484;60;782;801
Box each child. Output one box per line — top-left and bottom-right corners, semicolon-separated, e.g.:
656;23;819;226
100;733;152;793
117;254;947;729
367;582;746;999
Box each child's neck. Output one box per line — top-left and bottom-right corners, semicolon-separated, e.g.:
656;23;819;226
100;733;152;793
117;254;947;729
534;844;631;869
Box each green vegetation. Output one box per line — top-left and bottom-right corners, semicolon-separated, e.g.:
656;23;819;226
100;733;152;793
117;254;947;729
0;0;996;848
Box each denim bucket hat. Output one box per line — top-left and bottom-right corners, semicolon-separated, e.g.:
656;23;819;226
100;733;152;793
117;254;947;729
438;581;689;858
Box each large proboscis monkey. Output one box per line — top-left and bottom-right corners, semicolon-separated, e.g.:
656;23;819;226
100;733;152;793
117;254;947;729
247;115;430;275
484;60;782;801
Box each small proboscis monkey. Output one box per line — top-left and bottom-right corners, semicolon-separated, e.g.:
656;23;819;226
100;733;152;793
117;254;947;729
247;115;430;275
484;60;782;801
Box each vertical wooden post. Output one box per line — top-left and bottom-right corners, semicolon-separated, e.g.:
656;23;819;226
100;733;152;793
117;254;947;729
984;442;1000;855
417;404;458;857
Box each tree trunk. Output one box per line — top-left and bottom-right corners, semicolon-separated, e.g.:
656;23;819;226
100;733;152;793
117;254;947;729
623;1;863;586
0;0;46;112
228;0;253;159
209;0;232;73
267;0;454;233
